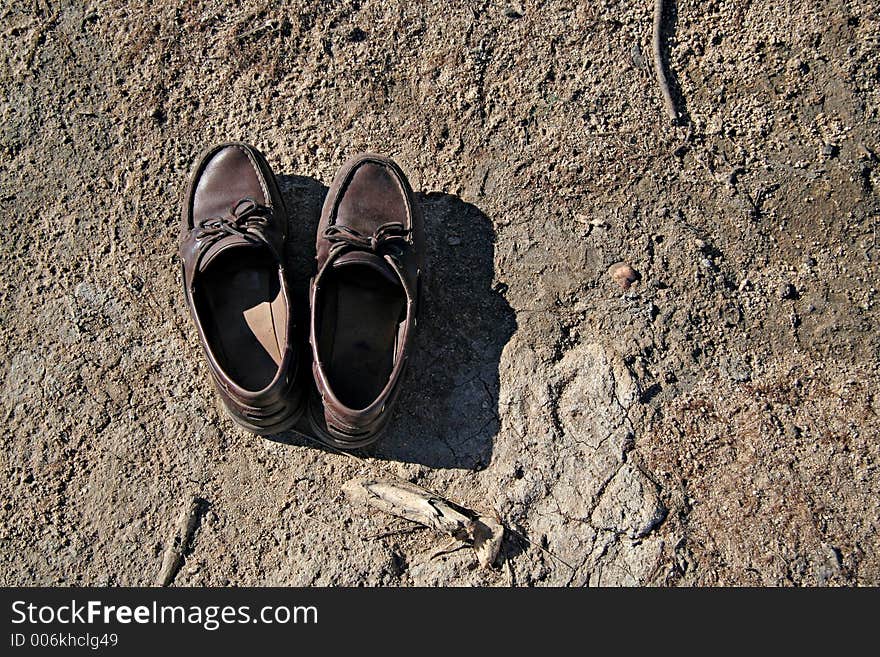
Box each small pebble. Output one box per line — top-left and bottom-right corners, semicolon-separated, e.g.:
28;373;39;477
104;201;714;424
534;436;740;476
630;42;645;69
503;3;524;19
779;283;798;300
610;262;640;290
447;235;461;246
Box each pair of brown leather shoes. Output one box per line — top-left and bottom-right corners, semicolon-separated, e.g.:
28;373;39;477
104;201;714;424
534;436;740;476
180;143;423;448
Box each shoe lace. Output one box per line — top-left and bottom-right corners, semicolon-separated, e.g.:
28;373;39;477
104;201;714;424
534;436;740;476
194;197;274;248
323;222;410;261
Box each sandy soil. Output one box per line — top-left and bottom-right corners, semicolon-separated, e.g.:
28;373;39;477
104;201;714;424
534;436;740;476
1;0;878;586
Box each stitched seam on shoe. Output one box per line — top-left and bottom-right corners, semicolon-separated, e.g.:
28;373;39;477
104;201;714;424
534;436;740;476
236;144;270;206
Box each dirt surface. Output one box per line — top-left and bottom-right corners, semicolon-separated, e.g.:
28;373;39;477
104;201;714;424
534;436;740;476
2;0;878;586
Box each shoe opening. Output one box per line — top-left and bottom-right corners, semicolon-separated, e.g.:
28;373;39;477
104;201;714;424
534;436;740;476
194;246;287;392
316;262;406;410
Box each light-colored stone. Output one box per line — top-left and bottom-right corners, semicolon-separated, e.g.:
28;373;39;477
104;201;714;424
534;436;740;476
591;463;666;539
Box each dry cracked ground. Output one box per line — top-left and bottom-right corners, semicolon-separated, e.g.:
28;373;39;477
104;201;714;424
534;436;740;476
1;0;878;586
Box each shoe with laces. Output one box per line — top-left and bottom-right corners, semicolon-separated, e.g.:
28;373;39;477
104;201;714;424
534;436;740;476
308;154;424;448
179;142;305;434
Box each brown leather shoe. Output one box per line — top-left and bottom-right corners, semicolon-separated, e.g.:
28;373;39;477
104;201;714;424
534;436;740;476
180;142;304;434
309;154;424;448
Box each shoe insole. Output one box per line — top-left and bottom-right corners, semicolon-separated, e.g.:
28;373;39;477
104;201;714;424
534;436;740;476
198;250;286;392
321;267;405;410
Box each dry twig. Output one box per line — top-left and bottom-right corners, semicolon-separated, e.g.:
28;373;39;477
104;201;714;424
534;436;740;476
295;431;577;574
652;0;679;122
155;495;203;586
343;478;504;569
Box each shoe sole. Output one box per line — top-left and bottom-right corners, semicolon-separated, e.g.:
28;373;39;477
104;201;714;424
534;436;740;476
225;373;306;436
229;400;304;436
305;396;388;450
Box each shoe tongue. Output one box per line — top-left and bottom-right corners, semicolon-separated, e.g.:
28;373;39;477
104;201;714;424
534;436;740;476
198;235;262;272
332;251;400;286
